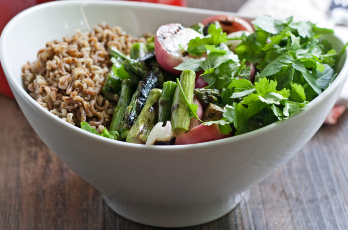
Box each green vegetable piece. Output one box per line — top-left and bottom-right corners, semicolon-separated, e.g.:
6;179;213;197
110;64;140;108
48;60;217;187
126;88;162;144
158;81;177;123
190;22;204;35
102;72;122;101
123;59;148;84
194;88;221;106
109;80;134;134
130;43;148;59
121;71;159;138
203;103;225;122
108;46;128;60
81;122;118;140
171;70;196;134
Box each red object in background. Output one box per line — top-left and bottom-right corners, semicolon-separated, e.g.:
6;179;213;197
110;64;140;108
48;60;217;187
0;0;53;99
0;0;185;99
127;0;186;6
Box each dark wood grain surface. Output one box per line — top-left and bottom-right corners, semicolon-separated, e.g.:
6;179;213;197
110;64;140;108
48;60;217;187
1;0;348;229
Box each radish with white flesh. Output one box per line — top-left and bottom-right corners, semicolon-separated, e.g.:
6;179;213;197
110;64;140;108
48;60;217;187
155;23;204;74
146;121;174;145
175;123;231;145
227;31;250;52
189;95;203;129
201;15;254;34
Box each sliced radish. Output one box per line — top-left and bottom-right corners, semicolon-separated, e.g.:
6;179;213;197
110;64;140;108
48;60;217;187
201;15;254;34
195;71;209;88
189;95;204;129
155;23;204;74
227;31;250;52
175;124;231;145
247;62;255;82
146;121;174;145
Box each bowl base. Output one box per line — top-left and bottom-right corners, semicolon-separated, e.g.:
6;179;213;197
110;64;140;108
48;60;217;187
102;192;243;228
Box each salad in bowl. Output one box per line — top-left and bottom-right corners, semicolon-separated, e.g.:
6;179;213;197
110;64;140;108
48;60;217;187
22;12;347;145
1;1;347;227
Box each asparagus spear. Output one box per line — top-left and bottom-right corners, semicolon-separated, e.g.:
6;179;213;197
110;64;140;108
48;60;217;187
123;58;147;84
171;70;195;134
158;81;177;123
109;79;134;134
194;88;222;106
102;71;122;101
126;88;162;144
130;43;147;59
121;71;159;138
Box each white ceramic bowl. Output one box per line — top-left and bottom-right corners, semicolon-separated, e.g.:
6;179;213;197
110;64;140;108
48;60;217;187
1;1;347;227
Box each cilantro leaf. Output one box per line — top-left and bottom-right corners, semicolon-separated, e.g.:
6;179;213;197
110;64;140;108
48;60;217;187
174;59;203;71
252;16;293;34
176;78;201;121
221;88;234;105
292;60;322;94
203;119;232;135
208;23;228;45
200;51;237;70
235;30;269;63
231;88;256;99
289;21;314;38
289;83;306;102
223;105;235;123
259;92;286;105
186;23;228;57
282;101;308;117
81;122;118;140
315;64;334;89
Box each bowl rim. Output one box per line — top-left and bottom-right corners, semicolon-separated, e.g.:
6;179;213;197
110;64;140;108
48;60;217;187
1;0;348;150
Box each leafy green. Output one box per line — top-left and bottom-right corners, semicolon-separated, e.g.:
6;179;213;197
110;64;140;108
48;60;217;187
81;122;118;140
235;30;269;63
186;23;228;57
203;119;232;135
252;16;293;34
170;15;342;139
174;59;203;71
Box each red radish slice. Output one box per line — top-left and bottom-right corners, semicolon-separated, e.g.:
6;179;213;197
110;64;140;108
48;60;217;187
175;124;231;145
155;23;204;74
195;71;209;88
189;95;204;129
201;15;254;34
246;62;255;82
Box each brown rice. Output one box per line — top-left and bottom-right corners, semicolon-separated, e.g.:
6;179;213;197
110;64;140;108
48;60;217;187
22;22;147;132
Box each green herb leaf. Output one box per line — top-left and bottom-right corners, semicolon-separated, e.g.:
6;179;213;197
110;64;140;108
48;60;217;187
174;59;203;71
176;78;202;121
315;64;334;89
81;122;118;140
252;15;292;34
292;60;322;94
289;83;306;102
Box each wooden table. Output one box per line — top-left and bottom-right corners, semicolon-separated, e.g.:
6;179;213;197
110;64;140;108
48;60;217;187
2;1;348;229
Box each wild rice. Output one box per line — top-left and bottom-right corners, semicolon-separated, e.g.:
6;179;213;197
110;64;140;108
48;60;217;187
22;22;147;131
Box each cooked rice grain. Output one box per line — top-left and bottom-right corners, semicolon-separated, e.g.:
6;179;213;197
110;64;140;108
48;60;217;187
22;23;146;129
